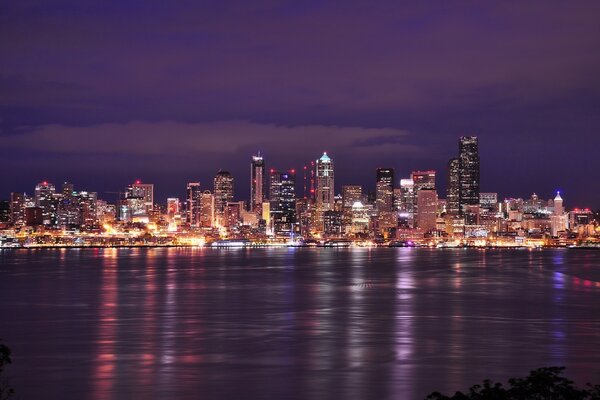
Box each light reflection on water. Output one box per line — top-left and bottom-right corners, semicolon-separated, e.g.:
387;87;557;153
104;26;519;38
2;248;600;399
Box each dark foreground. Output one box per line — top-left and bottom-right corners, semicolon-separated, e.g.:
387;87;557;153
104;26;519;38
1;248;600;399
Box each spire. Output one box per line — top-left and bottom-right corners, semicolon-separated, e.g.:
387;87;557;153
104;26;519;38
319;152;331;162
554;191;562;201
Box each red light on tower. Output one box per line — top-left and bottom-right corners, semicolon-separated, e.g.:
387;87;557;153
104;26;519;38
43;181;48;185
291;169;296;174
135;180;141;184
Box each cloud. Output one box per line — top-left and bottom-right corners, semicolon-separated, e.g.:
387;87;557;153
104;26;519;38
1;120;417;158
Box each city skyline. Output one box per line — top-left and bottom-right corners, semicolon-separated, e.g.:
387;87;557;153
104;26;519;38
1;2;600;207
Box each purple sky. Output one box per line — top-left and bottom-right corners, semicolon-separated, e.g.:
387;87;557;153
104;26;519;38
1;1;599;207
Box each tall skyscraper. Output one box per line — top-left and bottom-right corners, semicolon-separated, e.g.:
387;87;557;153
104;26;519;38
416;189;438;232
342;185;362;210
446;158;460;216
35;181;57;226
124;181;154;219
250;154;266;213
269;169;296;236
315;152;334;212
200;190;214;228
411;171;435;228
458;136;480;210
214;170;234;224
375;168;394;213
186;182;201;226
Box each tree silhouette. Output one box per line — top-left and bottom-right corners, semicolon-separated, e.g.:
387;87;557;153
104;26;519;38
0;339;14;400
426;367;600;400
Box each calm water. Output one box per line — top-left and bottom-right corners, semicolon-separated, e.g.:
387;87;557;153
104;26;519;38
1;248;600;399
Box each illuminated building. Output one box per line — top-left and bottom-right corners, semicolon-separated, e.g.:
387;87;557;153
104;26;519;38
446;158;460;216
479;192;498;213
342;185;362;209
78;191;98;231
250;154;266;213
458;136;480;211
10;192;25;227
351;201;370;234
214;170;234;225
315;152;335;212
416;189;438;232
225;201;244;230
269;169;296;236
411;171;435;228
398;179;415;228
124;181;154;220
323;210;343;236
200;191;214;228
186;182;201;226
35;181;58;226
376;168;394;212
550;191;568;236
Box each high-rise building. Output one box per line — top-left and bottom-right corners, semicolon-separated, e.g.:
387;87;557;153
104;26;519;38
214;170;234;225
551;191;567;236
459;136;480;210
269;169;296;236
376;168;394;213
315;152;334;211
416;189;438;232
167;198;180;218
124;181;154;219
411;171;435;228
250;154;266;213
35;181;58;226
342;185;363;210
10;192;25;227
186;182;201;226
200;191;214;228
446;158;460;216
398;179;415;228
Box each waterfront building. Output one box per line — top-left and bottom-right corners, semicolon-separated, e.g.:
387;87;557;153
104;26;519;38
315;152;335;212
250;154;266;213
10;192;26;227
550;191;568;236
269;169;296;236
214;171;234;225
186;182;201;226
416;189;438;232
376;168;394;213
35;181;58;226
458;136;480;211
446;158;460;216
200;190;214;228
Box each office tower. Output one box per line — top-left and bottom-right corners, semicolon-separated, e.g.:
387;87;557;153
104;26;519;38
376;168;394;212
323;210;344;236
459;136;480;210
35;181;58;226
446;158;460;216
270;169;296;236
78;191;98;231
25;207;43;226
416;189;438;232
57;182;80;227
214;170;234;224
411;171;436;192
479;193;498;214
551;191;567;236
10;192;25;227
411;171;435;228
315;152;334;211
224;201;244;229
200;191;215;228
186;182;201;226
250;154;266;213
125;181;154;219
398;179;415;228
342;186;362;210
303;161;316;199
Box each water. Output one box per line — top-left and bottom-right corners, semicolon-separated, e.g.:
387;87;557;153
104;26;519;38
1;248;600;399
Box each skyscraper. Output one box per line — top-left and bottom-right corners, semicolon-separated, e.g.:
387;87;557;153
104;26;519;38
214;170;234;224
269;169;296;236
34;181;57;226
186;182;201;226
315;152;334;212
416;189;438;232
250;154;266;213
446;158;460;216
200;190;214;228
458;136;480;210
411;171;435;227
375;168;394;213
125;181;154;219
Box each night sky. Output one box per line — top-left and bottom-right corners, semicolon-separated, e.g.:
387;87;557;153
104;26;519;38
1;1;599;207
